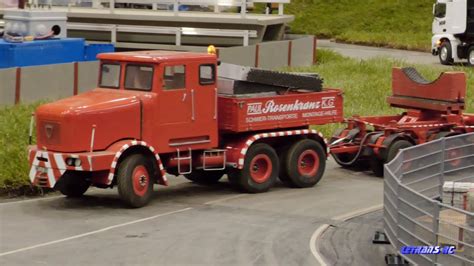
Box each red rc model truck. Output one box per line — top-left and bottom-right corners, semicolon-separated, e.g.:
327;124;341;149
28;51;343;207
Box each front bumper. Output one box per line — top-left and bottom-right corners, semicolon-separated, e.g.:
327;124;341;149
28;146;115;188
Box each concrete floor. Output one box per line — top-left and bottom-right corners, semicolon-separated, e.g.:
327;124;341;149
0;159;384;265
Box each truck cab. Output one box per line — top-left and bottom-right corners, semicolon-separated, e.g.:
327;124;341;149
432;0;474;65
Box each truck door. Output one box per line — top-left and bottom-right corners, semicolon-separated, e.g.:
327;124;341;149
158;64;191;125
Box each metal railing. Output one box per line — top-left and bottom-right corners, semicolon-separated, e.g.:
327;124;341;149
68;22;257;46
384;133;474;265
26;0;290;16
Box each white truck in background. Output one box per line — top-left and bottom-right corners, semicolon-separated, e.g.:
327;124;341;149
432;0;474;65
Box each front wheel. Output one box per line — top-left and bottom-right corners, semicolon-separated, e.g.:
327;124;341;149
229;143;279;193
467;47;474;66
439;41;453;65
57;171;90;197
117;154;154;208
280;139;326;188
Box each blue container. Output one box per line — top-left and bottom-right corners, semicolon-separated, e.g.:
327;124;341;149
0;38;115;68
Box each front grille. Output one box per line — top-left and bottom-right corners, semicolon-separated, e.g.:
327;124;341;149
38;121;61;145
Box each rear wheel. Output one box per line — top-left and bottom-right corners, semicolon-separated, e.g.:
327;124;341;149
229;143;278;193
57;171;90;197
117;154;154;208
280;139;326;188
184;170;224;185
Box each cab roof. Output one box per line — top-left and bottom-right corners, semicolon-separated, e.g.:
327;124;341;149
97;50;217;63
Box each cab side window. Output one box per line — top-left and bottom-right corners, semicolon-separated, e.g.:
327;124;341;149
163;65;186;90
199;64;215;85
124;64;153;91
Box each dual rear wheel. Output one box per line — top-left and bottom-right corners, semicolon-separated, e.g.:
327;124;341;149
229;139;326;193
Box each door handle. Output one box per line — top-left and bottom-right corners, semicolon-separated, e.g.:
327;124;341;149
182;93;187;102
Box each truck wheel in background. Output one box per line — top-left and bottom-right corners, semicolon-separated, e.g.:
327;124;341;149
468;47;474;66
57;171;91;197
280;139;326;188
184;170;224;185
117;154;154;208
229;143;278;193
439;41;453;65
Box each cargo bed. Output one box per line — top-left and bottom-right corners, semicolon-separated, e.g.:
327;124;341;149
218;89;344;133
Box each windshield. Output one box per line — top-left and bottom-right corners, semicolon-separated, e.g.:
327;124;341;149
99;63;121;88
434;3;446;18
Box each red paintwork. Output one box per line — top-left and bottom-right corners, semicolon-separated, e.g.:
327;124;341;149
297;150;319;177
249;154;272;184
218;89;344;132
391;68;466;104
132;165;149;197
29;50;341;189
331;68;474;162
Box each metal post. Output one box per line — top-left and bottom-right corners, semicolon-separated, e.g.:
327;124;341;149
175;28;181;46
240;0;246;17
111;25;117;44
439;139;446;198
214;0;219;13
173;0;179;14
278;3;283;15
109;0;115;13
432;202;440;264
243;30;249;46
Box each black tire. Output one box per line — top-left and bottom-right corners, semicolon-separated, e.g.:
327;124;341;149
117;154;154;208
370;159;384;177
386;140;413;163
439;41;453;65
184;170;224;185
280;139;326;188
57;171;90;197
467;47;474;66
229;143;279;193
370;139;413;177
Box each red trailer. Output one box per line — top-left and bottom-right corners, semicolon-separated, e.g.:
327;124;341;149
28;50;343;207
330;67;474;176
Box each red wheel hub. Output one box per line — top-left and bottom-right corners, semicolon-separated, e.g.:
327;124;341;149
297;150;319;177
132;165;149;197
249;154;272;184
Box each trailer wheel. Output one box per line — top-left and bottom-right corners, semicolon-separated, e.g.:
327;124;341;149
117;154;154;208
280;139;326;188
439;41;453;65
57;171;90;197
371;139;413;177
184;170;224;185
230;143;278;193
369;159;385;177
468;47;474;66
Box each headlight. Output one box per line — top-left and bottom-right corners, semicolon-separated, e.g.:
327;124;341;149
66;158;82;167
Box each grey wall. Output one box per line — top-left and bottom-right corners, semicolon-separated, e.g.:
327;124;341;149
0;68;16;106
258;40;290;69
291;36;315;67
219;45;257;67
78;61;100;94
21;63;75;103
